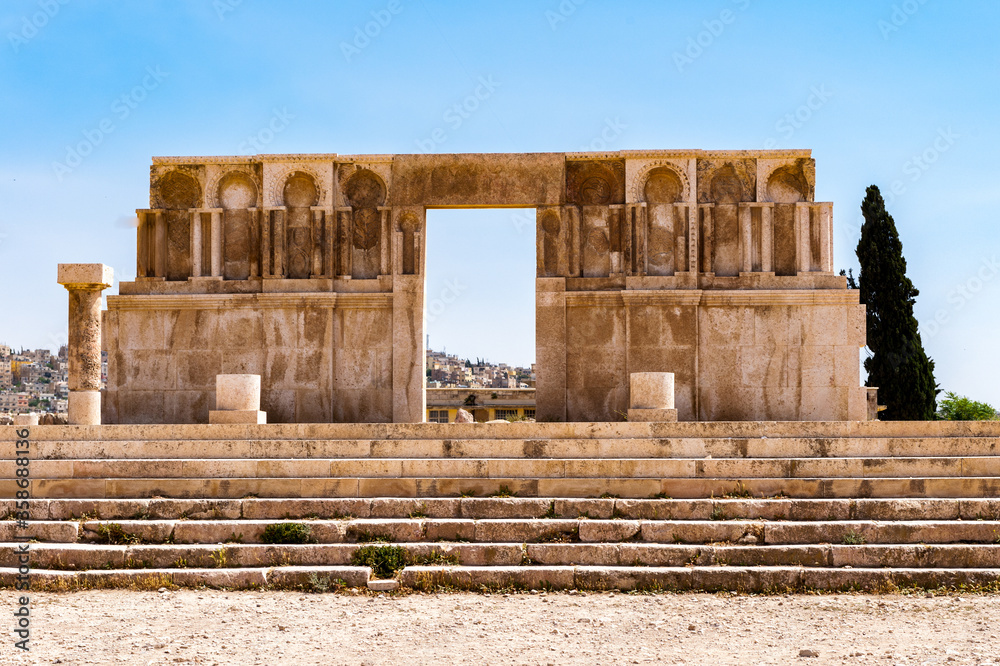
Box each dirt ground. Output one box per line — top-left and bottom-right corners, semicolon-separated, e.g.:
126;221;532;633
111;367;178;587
2;589;999;665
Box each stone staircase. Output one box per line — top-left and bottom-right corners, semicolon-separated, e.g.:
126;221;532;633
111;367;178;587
3;421;1000;592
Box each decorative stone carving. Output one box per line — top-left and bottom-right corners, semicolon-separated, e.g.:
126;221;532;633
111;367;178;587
343;169;387;208
153;168;203;210
540;209;562;277
343;169;387;279
265;162;329;208
153;170;201;281
696;159;756;204
336;159;392;207
566;159;625;206
353;208;381;251
643;167;684;204
283;172;318;280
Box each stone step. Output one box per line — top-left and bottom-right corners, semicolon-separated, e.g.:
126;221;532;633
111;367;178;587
5;421;1000;442
6;437;1000;460
7;476;1000;499
2;563;996;592
7;519;1000;546
399;565;1000;592
0;565;371;590
11;497;998;522
6;456;1000;480
6;542;1000;571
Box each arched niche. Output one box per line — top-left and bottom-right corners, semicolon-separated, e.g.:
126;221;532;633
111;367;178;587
767;165;808;203
344;170;387;279
643;167;683;204
282;172;318;279
644;167;685;276
155;170;201;281
539;209;562;277
219;172;259;280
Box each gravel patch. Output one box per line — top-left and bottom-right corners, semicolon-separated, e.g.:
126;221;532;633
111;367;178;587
2;590;999;664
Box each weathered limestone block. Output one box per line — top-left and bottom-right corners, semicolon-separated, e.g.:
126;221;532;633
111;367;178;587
629;373;674;409
209;374;266;424
627;372;678;423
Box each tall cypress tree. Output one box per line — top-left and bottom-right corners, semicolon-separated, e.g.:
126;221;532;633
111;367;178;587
856;185;938;420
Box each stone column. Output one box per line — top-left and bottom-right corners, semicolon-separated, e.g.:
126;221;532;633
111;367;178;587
57;264;113;425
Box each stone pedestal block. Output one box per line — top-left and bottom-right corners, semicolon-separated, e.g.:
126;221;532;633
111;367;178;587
210;374;266;424
628;372;677;422
58;263;113;426
209;410;267;424
630;372;675;410
68;392;102;426
627;408;678;422
215;374;262;412
14;414;39;426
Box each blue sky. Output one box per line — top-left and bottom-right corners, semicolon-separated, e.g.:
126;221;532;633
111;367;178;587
1;0;998;404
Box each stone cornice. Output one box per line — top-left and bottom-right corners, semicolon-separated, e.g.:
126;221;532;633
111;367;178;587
152;150;814;166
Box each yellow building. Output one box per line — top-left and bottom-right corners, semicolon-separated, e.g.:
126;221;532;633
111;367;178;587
426;388;535;423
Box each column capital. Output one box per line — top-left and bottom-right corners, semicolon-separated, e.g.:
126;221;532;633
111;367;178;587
57;264;114;290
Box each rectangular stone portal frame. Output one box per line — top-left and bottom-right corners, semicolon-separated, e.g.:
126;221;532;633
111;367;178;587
102;150;865;424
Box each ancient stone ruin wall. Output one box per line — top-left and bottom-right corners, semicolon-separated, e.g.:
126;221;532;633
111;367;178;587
103;150;865;424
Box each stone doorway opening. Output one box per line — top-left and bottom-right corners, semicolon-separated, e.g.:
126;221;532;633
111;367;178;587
424;208;537;423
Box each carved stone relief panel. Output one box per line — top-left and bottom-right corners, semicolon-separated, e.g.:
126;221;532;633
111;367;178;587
219;171;259;280
581;206;611;278
283;172;319;280
696;159;756;204
152;169;202;281
566;159;626;206
343;169;388;279
537;208;564;277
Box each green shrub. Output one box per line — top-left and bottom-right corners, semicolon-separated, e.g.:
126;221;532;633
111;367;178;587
351;545;407;579
261;523;314;544
937;392;998;421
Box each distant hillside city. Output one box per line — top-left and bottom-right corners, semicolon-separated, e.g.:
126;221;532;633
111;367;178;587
0;344;108;416
426;348;535;389
0;343;531;415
